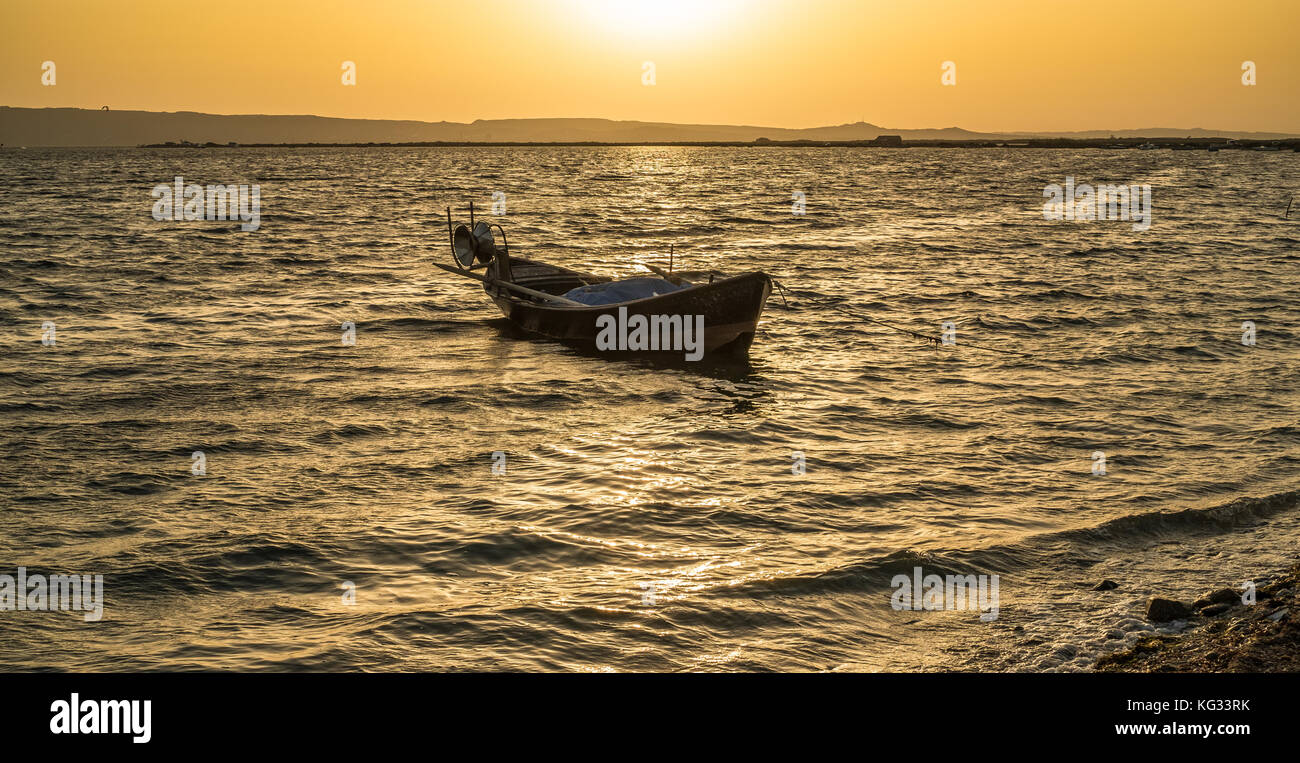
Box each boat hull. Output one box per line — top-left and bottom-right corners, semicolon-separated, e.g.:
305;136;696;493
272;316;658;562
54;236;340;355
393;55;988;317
483;260;771;358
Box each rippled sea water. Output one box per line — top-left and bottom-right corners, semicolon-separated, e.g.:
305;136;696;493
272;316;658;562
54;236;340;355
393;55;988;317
2;146;1298;672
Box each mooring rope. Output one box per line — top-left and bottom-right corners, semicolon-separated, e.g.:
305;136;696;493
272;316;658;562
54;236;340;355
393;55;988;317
769;278;1031;357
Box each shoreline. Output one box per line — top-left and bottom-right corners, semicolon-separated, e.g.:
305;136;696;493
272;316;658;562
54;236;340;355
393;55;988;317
1096;562;1298;672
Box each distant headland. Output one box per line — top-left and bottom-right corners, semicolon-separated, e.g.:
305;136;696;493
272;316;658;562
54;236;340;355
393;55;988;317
131;137;1300;151
3;107;1298;148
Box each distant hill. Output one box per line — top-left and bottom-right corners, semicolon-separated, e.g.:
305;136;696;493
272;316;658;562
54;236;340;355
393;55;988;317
1;107;1296;146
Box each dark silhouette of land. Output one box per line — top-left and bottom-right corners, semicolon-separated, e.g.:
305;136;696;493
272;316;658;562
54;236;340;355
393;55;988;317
3;107;1297;147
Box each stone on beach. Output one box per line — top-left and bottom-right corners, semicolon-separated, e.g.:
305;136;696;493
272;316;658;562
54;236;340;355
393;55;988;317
1146;597;1193;622
1193;587;1240;610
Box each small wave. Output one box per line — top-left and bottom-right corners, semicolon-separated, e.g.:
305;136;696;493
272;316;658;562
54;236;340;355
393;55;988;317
707;488;1300;600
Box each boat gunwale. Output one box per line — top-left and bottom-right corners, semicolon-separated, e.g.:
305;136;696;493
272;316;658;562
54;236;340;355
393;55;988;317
485;260;772;312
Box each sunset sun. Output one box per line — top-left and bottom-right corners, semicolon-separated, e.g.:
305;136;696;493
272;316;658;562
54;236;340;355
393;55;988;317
573;0;743;37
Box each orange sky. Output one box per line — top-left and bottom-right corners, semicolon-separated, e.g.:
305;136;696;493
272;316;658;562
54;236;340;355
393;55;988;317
3;0;1297;132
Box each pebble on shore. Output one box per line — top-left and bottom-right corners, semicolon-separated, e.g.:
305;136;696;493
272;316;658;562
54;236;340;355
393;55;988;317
1145;597;1193;622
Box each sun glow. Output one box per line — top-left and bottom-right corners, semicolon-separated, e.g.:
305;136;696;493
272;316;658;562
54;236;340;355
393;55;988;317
574;0;745;38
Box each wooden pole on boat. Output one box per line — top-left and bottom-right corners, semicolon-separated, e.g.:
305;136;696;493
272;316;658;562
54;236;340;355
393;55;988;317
433;262;585;306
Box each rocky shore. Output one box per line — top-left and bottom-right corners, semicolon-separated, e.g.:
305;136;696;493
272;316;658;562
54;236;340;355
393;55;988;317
1096;563;1299;672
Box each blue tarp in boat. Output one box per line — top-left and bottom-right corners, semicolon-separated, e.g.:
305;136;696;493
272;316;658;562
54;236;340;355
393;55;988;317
561;277;689;306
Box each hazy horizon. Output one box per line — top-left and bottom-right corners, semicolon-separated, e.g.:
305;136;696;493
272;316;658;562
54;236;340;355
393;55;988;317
5;105;1298;147
10;104;1300;136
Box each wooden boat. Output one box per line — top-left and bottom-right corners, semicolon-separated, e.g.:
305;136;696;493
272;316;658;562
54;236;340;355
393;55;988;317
436;210;772;359
486;256;771;356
